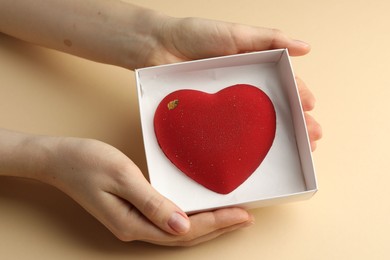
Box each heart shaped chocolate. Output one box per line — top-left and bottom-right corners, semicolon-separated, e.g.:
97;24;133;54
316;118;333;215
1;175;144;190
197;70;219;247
154;84;276;194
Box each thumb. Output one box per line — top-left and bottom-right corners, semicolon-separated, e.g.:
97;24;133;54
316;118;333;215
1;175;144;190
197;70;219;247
120;167;191;235
232;24;311;56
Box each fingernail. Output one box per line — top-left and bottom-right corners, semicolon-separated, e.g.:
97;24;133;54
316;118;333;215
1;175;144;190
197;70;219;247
241;216;255;228
293;39;310;48
246;213;255;226
242;221;255;228
168;212;190;234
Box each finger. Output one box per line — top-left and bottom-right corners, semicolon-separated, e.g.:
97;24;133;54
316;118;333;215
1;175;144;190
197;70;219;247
310;141;317;152
233;24;311;56
296;77;316;111
175;211;255;247
142;207;253;246
187;207;252;238
95;193;249;246
149;218;254;246
86;189;174;243
113;164;191;236
177;220;254;247
304;113;323;144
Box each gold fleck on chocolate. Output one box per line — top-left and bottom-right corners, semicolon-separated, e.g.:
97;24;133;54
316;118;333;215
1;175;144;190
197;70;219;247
167;99;179;110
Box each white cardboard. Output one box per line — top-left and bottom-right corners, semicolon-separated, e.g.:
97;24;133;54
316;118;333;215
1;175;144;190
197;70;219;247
136;49;317;213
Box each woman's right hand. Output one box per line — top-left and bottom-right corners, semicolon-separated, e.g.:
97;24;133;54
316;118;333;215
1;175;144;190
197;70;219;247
38;136;253;246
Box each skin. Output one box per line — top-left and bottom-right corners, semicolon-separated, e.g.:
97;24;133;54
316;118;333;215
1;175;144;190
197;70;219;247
0;0;322;246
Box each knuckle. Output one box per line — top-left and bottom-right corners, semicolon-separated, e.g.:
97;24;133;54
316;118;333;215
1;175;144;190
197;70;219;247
271;27;283;35
142;194;165;220
269;28;286;47
108;208;140;242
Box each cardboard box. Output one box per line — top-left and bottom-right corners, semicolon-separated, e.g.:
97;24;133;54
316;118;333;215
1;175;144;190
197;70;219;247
135;49;317;213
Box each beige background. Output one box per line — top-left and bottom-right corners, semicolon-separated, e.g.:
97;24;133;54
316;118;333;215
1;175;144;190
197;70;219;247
0;0;389;259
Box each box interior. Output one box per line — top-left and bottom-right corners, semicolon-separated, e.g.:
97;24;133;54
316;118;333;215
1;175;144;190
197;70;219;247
136;49;317;213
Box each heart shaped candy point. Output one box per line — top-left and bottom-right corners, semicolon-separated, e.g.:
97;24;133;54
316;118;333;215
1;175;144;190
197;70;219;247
154;84;276;194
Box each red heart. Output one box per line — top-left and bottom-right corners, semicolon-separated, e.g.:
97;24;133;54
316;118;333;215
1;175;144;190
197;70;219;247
154;84;276;194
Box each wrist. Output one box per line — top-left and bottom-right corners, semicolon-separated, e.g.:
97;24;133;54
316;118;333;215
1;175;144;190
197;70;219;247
115;3;170;69
0;129;58;182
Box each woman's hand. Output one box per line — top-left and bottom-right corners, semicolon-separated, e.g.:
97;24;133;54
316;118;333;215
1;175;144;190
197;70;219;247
39;136;253;246
141;16;322;149
296;77;322;151
141;16;311;67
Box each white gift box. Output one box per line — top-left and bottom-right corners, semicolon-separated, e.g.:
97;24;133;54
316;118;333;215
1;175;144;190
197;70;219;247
135;49;317;213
